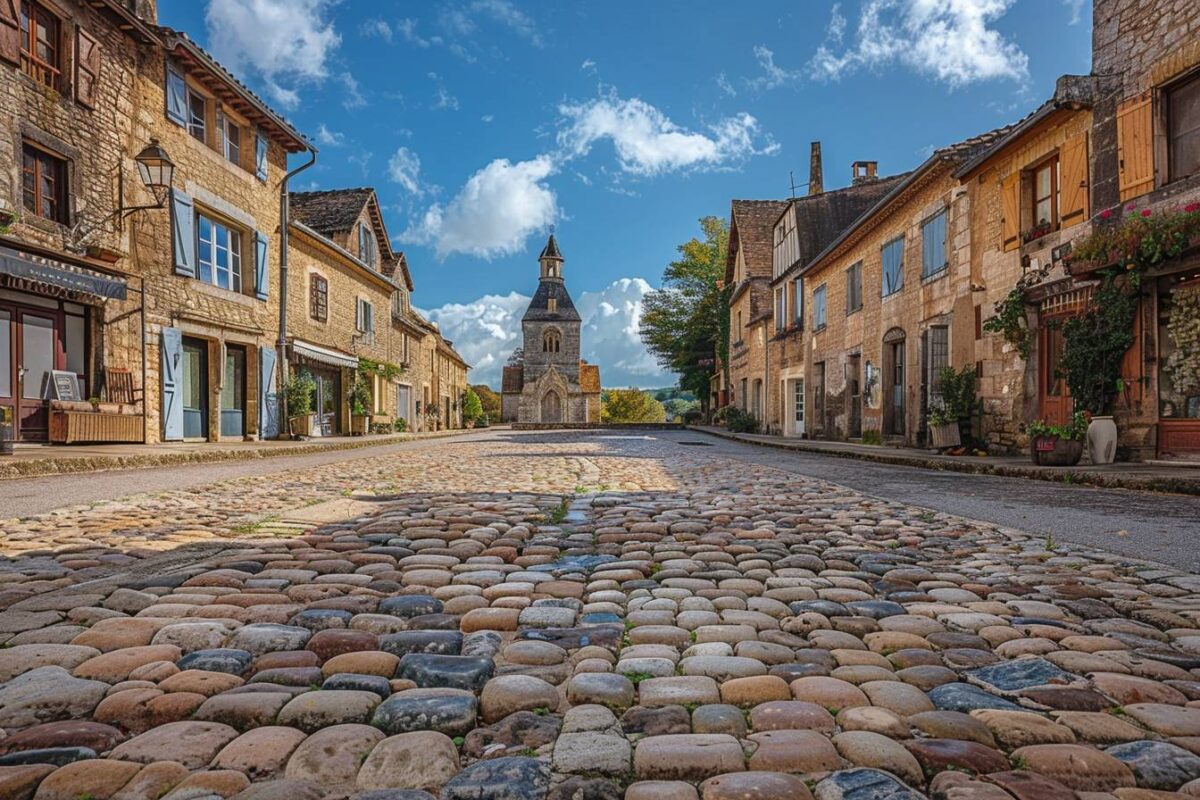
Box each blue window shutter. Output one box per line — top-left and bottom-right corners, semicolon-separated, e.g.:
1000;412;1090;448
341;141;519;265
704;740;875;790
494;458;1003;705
170;190;196;278
255;132;268;181
259;346;279;439
254;231;269;300
166;63;187;126
161;327;184;441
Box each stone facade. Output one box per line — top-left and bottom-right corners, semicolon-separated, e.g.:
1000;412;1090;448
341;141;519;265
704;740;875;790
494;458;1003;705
502;235;600;424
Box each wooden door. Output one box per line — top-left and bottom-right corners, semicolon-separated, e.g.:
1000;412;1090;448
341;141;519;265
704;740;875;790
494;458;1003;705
1039;324;1071;426
887;341;906;436
847;355;862;438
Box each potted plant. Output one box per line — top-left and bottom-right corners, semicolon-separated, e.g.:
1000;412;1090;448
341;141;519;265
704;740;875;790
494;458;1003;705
1023;219;1054;245
927;407;961;450
347;373;372;435
1028;412;1088;466
927;365;977;451
283;372;317;437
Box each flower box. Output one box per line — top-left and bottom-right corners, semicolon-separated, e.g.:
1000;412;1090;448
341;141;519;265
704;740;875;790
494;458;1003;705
49;410;142;444
1030;436;1084;467
929;421;962;450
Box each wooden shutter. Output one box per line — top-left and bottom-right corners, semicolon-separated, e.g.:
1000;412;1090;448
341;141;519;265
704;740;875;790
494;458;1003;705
1060;131;1090;227
259;346;279;439
165;62;187;127
254;230;268;300
1000;173;1019;252
170;190;196;278
0;0;19;65
1117;93;1154;201
160;328;184;441
74;27;101;108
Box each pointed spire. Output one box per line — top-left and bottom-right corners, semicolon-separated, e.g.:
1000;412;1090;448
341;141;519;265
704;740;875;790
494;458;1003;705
539;233;563;261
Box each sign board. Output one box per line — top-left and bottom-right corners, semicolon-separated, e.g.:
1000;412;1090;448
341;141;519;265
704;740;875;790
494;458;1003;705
50;371;81;402
1034;438;1059;452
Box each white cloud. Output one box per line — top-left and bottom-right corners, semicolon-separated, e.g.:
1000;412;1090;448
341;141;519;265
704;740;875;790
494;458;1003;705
421;278;670;388
1063;0;1086;24
469;0;543;47
388;147;423;196
341;74;366;110
747;45;802;91
557;92;777;176
716;72;737;97
361;18;393;42
481;114;495;123
429;72;460;111
581;59;597;73
401;156;558;259
397;18;430;47
347;151;373;178
810;0;1029;88
315;124;344;147
204;0;341;109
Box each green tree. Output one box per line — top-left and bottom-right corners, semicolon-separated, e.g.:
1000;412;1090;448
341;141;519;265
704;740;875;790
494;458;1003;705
601;388;667;423
639;216;730;410
471;383;501;420
461;387;484;424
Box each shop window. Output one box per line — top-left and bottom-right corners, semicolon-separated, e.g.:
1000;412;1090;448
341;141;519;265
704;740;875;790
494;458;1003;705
882;236;905;296
21;142;68;224
1167;72;1200;182
19;1;61;88
197;213;243;292
310;274;328;321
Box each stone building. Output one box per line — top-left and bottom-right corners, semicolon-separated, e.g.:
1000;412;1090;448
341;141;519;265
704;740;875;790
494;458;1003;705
287;188;404;435
502;235;601;423
0;0;158;442
766;146;906;436
797;130;1012;446
725;199;789;422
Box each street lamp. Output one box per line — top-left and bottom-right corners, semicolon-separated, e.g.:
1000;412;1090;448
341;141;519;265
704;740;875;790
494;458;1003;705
122;139;175;217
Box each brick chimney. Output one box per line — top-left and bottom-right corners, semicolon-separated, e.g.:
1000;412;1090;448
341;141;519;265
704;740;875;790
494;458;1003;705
808;142;823;196
852;161;878;186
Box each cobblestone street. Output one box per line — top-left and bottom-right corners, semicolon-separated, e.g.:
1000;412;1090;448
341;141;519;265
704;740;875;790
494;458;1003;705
4;431;1200;799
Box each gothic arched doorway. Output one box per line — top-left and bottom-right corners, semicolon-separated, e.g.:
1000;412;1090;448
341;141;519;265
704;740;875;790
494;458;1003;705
541;390;562;423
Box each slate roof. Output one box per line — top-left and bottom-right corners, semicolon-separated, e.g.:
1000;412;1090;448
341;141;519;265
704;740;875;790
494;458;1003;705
540;234;563;260
773;174;910;283
523;279;582;322
726;199;790;282
290;189;376;236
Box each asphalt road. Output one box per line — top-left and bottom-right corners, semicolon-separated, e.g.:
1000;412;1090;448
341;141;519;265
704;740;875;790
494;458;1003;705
652;429;1200;570
2;428;1197;570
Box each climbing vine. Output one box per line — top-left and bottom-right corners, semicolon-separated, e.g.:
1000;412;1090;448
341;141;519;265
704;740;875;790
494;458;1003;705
1165;285;1200;396
982;286;1031;359
1058;274;1137;416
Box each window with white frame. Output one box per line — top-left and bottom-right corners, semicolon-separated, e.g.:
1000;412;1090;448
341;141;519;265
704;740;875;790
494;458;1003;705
187;89;207;142
356;298;375;343
216;110;241;166
813;284;827;330
197;213;243;292
882;236;905;296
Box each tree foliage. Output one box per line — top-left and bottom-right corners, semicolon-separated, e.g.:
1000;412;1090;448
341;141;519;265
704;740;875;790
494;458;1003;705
461;388;484;423
639;216;730;407
601;388;666;423
470;383;501;419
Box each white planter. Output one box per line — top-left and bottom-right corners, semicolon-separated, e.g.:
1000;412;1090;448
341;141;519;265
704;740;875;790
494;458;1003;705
1087;415;1118;464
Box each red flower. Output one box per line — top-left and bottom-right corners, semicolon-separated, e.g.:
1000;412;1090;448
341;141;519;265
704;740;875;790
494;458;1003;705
1186;203;1200;213
1126;204;1136;212
1141;209;1152;217
1100;209;1113;219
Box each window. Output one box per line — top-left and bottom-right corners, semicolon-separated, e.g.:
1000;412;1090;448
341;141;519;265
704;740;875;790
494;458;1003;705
813;284;827;330
736;310;743;340
882;236;905;296
925;326;949;410
358;223;377;267
548;298;557;313
846;261;863;314
740;378;748;411
792;277;803;325
22;143;67;223
196;213;243;292
392;286;410;317
217;110;241;166
356;298;375;341
542;329;561;353
1031;156;1060;229
309;274;328;321
187;89;207;142
1168;72;1200;182
19;1;60;88
921;210;949;278
774;288;785;332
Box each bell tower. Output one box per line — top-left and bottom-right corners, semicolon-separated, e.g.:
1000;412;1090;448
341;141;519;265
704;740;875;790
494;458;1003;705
539;233;564;280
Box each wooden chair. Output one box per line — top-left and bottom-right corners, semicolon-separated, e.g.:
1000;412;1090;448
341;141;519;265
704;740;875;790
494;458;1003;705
104;368;141;407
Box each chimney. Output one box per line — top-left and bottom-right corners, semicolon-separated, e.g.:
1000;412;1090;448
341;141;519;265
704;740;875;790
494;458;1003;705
852;161;878;186
808;142;823;196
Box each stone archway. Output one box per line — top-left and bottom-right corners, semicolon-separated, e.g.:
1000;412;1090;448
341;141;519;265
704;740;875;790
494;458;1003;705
540;390;562;423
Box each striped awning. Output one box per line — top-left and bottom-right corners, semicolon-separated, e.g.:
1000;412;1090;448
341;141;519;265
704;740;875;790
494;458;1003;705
0;246;127;301
290;339;359;370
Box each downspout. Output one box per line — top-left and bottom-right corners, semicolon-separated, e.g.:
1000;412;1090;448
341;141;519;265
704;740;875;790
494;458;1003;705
276;146;318;435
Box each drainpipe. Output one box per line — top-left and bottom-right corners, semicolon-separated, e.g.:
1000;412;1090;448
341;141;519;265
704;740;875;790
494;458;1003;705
276;146;318;435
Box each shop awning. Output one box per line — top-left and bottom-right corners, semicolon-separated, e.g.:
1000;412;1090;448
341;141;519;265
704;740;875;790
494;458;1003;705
290;339;359;370
0;247;127;301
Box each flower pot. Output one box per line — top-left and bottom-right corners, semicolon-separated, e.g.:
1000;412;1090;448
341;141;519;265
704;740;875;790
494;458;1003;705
351;415;371;436
288;414;314;437
1087;415;1118;465
929;421;962;450
1031;436;1084;466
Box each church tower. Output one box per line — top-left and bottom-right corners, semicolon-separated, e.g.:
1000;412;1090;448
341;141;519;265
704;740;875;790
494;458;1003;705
521;234;581;385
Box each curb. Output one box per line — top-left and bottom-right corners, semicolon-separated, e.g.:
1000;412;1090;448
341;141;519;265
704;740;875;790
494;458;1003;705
0;429;478;481
687;426;1200;497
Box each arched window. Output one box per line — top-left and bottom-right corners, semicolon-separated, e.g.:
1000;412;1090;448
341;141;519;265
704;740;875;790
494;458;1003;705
542;329;561;353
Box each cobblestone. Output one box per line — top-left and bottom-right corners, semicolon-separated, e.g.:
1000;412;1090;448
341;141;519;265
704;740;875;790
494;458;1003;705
1;432;1199;797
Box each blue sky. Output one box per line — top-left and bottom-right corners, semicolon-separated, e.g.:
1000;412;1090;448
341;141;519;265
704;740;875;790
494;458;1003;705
160;0;1093;388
